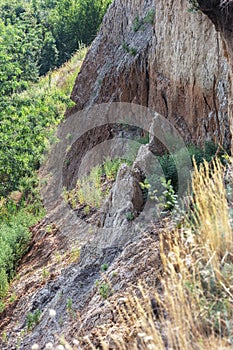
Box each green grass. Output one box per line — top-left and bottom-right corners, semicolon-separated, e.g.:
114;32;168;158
132;8;155;32
66;158;132;211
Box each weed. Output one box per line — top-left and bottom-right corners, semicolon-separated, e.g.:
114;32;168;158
69;245;80;263
129;47;137;56
26;309;42;331
122;42;137;56
1;331;7;342
66;298;73;312
101;263;109;272
188;0;200;12
133;8;155;32
143;9;155;24
9;292;17;303
122;41;129;51
125;211;135;221
55;252;62;263
67;158;130;212
46;225;53;234
0;302;5;313
66;298;76;319
42;267;50;280
132;16;142;32
84;205;90;215
159;177;178;211
99;283;111;299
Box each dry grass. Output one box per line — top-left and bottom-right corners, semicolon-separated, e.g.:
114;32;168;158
69;158;232;350
39;44;88;96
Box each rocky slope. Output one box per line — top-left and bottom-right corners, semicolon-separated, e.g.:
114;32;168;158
1;1;233;349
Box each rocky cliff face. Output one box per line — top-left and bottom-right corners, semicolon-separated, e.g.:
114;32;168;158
197;0;233;150
71;0;230;148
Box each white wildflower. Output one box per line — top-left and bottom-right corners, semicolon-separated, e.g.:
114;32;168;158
31;344;39;350
49;309;56;318
73;339;80;346
56;345;65;350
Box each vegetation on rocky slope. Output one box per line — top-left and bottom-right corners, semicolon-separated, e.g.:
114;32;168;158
60;158;233;350
1;0;233;349
0;47;86;305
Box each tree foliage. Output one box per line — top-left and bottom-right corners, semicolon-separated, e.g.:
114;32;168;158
0;0;99;298
0;0;111;75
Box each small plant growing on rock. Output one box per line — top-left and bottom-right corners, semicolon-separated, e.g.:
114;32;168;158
66;158;131;217
26;309;42;331
83;205;90;215
122;42;137;56
159;178;178;211
133;8;155;32
42;267;50;280
66;298;73;312
133;16;141;32
66;298;76;319
125;211;135;221
101;263;109;272
129;47;137;56
143;9;155;24
1;331;7;343
99;283;111;299
187;0;200;12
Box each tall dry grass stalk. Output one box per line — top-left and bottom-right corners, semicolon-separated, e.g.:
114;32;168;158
191;159;232;265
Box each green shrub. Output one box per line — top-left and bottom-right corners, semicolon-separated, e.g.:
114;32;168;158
0;269;9;299
0;206;43;300
155;141;221;192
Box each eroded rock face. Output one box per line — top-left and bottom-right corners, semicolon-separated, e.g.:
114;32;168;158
197;0;233;150
103;164;144;227
71;0;230;148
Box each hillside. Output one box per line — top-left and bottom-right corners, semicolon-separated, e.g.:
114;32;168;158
0;0;233;349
